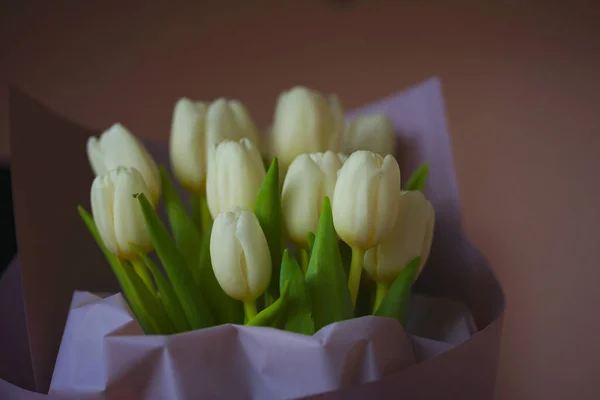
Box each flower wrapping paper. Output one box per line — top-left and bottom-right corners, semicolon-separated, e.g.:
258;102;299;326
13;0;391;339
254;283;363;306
0;78;505;399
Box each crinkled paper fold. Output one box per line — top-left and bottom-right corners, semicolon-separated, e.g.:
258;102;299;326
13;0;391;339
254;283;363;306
1;78;505;399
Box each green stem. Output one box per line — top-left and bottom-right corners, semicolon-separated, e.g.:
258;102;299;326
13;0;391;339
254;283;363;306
200;195;212;233
131;258;156;296
244;301;257;321
191;192;213;234
300;249;309;275
348;247;365;307
373;282;389;314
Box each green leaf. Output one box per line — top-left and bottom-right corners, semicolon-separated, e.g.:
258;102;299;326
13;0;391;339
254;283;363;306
132;248;191;333
137;193;215;329
374;257;421;325
304;197;353;330
197;223;244;325
405;163;429;192
279;250;315;335
254;157;283;300
299;249;309;275
306;232;316;257
190;192;213;236
189;192;204;233
122;259;175;334
77;206;163;334
159;166;202;282
246;281;291;327
262;156;272;171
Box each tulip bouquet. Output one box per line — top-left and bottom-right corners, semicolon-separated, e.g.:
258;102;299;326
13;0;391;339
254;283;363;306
78;87;434;337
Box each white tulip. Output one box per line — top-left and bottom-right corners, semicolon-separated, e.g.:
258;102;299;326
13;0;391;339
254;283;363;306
87;123;161;205
281;151;346;246
90;167;153;260
271;86;345;168
364;191;435;285
169;98;208;192
205;98;260;167
344;114;396;156
332;150;401;250
210;207;271;302
206;138;266;219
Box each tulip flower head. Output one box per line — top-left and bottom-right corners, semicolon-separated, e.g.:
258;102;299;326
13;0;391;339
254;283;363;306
364;191;435;285
281;151;346;246
344;114;396;157
205;98;260;167
169;98;208;192
271;86;345;169
210;207;272;302
332;150;401;250
87;123;161;205
206;138;266;219
90;167;153;260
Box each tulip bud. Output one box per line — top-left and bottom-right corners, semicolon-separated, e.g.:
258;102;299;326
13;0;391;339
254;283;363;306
205;98;259;158
332;151;401;250
281;151;346;246
87;123;161;205
169;98;208;192
210;207;272;302
206;138;266;219
364;191;435;285
344;114;396;157
271;86;345;168
90;167;153;260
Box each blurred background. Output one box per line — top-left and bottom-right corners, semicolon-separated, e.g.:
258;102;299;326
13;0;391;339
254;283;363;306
1;1;599;399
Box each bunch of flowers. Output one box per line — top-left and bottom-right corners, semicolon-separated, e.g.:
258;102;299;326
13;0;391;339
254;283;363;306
78;86;434;335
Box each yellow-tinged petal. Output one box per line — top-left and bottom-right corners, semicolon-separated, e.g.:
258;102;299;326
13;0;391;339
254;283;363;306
210;207;271;302
344;114;396;156
90;167;153;260
206;138;266;219
364;191;435;285
169;98;207;192
87;123;161;205
332;151;401;250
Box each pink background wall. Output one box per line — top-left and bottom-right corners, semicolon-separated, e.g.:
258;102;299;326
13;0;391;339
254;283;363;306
2;1;599;398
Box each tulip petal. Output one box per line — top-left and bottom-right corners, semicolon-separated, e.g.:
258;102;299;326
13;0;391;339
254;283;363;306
208;139;266;218
90;175;118;255
369;155;401;247
305;197;353;330
169;98;206;192
374;191;432;284
210;210;250;301
374;256;421;326
332;151;382;249
229;100;260;145
236;209;272;301
344;115;396;156
137;193;215;329
113;168;153;259
281;154;323;246
254;158;283;299
279;250;315;335
98;124;161;205
199;219;244;324
87;137;108;176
